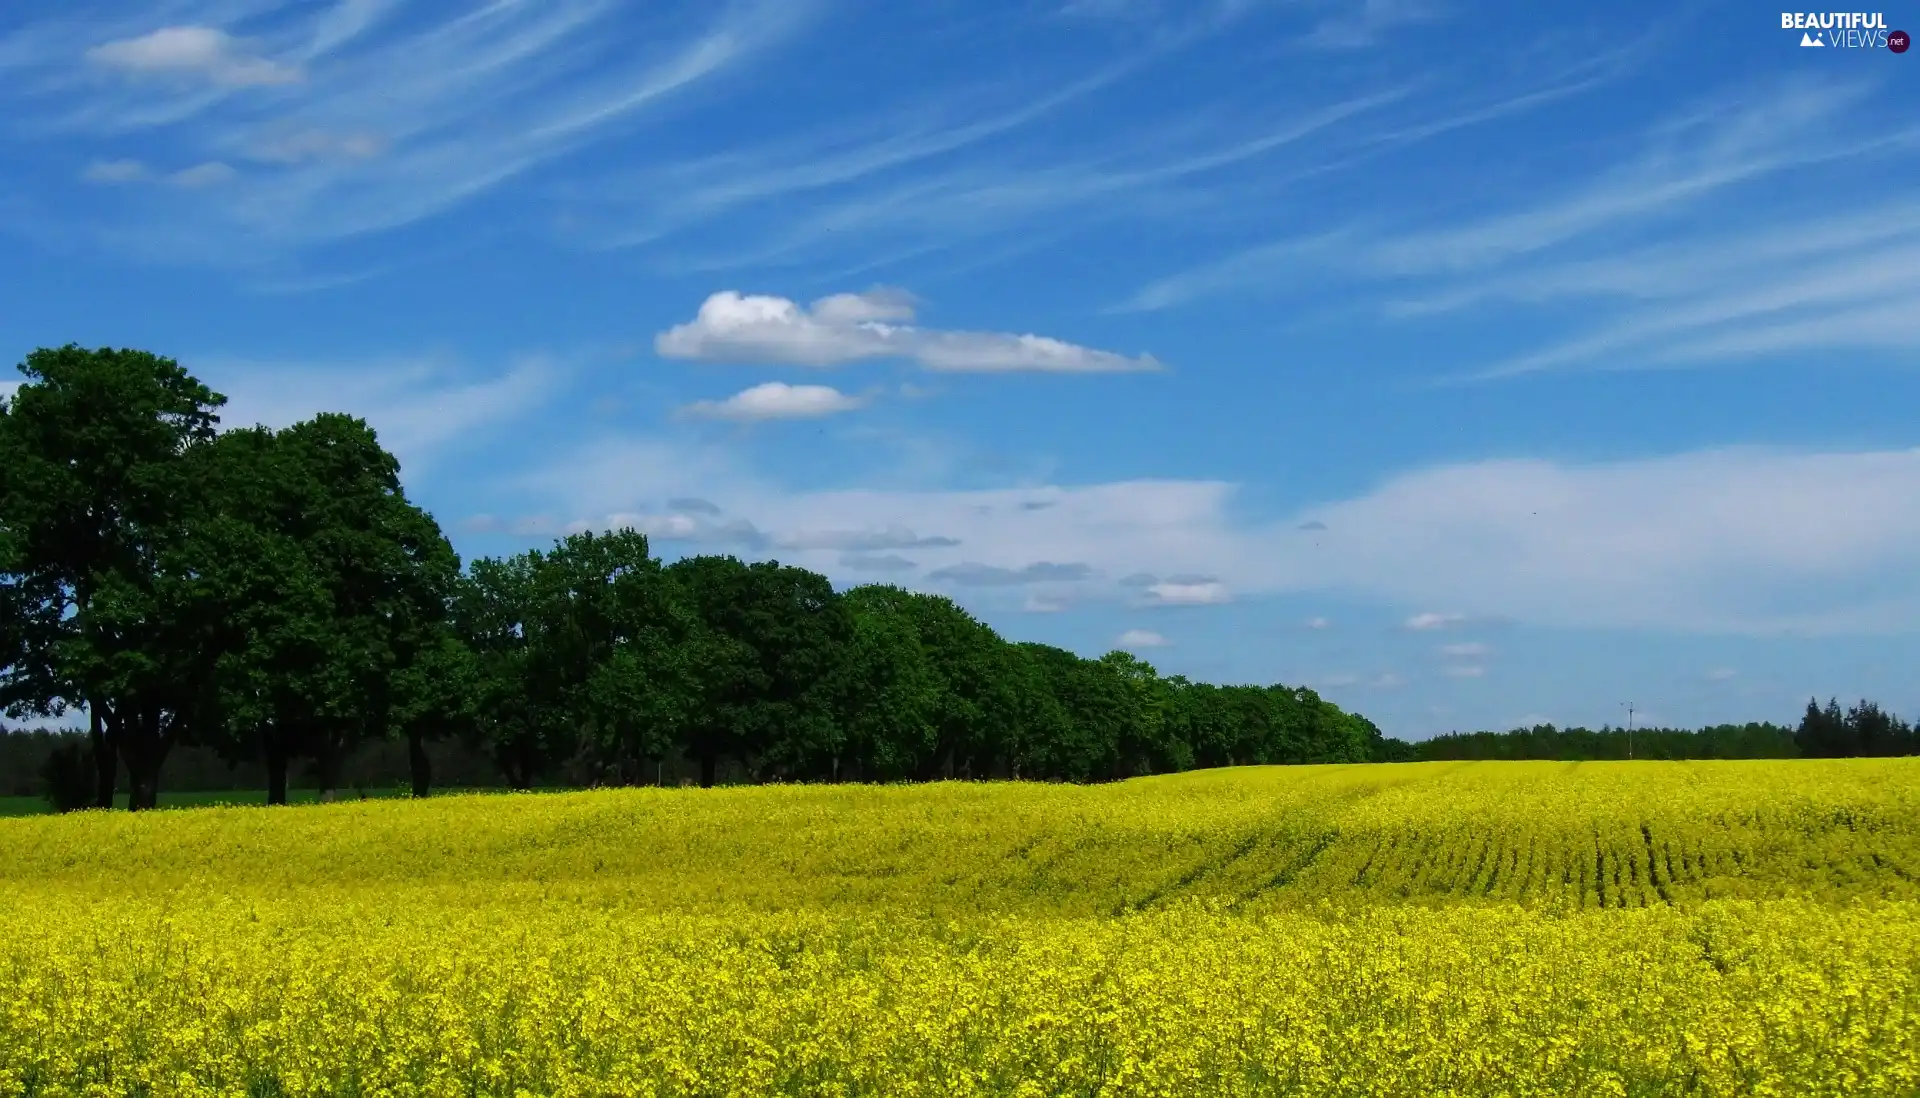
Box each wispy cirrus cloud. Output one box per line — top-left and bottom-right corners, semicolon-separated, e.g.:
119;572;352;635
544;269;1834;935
0;0;813;257
204;352;559;479
1125;74;1920;378
1305;0;1442;50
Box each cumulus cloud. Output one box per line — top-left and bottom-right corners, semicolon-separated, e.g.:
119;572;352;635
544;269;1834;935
1304;616;1332;630
1116;628;1170;648
678;382;866;422
667;497;723;515
1405;611;1467;631
1444;664;1487;678
1437;642;1487;657
87;25;300;87
656;290;1161;373
927;561;1094;586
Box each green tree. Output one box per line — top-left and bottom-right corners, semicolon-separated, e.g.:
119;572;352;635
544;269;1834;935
834;585;942;781
665;556;851;786
0;346;224;809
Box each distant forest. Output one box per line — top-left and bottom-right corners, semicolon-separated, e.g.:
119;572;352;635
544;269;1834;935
4;347;1913;813
1413;698;1919;762
2;346;1392;811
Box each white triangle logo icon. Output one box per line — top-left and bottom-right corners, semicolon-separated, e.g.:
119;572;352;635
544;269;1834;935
1801;31;1824;46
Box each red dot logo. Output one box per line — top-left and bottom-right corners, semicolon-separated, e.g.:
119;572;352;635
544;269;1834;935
1891;29;1911;52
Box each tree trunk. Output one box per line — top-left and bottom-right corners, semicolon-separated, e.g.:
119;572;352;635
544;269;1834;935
89;705;117;809
699;751;717;789
122;707;168;812
408;729;432;798
316;732;343;802
266;735;290;806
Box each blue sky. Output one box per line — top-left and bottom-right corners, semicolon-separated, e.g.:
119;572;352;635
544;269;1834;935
2;0;1917;739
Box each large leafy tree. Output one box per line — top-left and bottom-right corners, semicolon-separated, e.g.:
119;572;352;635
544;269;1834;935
666;555;851;786
456;552;552;789
899;592;1016;781
178;416;460;803
833;585;941;782
0;346;224;808
534;529;703;787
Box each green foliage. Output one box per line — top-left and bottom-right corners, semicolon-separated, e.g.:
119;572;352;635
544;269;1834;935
38;739;94;813
0;343;1417;808
1418;721;1807;761
1797;697;1918;758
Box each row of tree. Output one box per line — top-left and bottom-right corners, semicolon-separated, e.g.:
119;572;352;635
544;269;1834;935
1414;700;1918;762
2;346;1397;811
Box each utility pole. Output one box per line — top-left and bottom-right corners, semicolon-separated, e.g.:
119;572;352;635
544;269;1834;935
1622;702;1635;760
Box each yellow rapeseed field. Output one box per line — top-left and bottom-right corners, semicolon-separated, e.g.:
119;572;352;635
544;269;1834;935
2;760;1918;1096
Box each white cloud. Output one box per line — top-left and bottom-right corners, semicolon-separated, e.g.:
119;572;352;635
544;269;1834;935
170;161;236;188
1116;628;1169;648
656;290;1161;373
928;561;1094;586
678;382;866;422
246;130;386;165
1302;447;1920;634
516;434;1920;635
87;26;300;87
81;158;238;188
1146;578;1231;605
1705;667;1738;681
82;158;150;183
1365;79;1894;276
1307;0;1442;49
841;552;918;572
209;355;556;480
1121;77;1920;383
1444;664;1486;679
1437;642;1487;657
777;526;960;551
600;511;765;547
11;4;807;258
1304;616;1332;630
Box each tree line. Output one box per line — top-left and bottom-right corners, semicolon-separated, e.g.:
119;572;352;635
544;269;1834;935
1;346;1398;811
1414;700;1918;762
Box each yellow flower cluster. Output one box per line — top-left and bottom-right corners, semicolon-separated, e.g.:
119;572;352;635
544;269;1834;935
2;760;1917;1095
